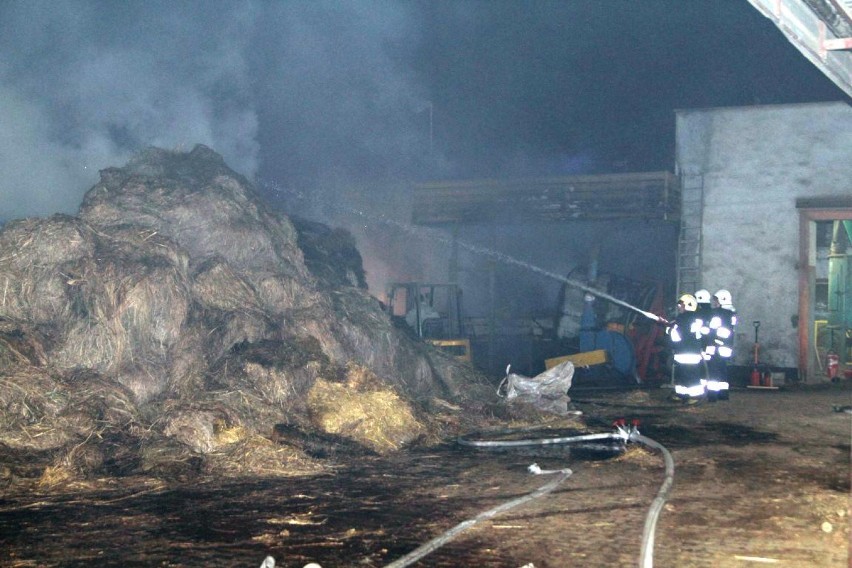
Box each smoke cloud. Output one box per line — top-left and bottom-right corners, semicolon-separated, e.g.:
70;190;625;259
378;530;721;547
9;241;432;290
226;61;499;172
1;1;844;225
0;1;433;224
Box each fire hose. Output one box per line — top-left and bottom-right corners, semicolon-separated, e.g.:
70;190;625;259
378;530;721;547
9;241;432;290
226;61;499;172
384;423;674;568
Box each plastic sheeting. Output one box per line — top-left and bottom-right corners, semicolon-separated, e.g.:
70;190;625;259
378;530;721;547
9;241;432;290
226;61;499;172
499;361;574;416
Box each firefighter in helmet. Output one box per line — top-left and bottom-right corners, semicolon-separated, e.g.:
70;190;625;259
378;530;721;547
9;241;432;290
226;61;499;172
694;289;713;338
705;289;736;400
668;294;707;403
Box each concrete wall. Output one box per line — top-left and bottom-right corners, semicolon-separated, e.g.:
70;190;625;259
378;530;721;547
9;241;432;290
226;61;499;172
675;101;852;368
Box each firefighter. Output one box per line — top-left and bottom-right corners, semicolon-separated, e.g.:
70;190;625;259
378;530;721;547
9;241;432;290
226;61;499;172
693;289;714;396
668;294;706;403
694;289;713;338
706;289;736;400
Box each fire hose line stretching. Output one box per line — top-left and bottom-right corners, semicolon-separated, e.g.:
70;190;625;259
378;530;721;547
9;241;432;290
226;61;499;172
384;424;674;568
383;464;572;568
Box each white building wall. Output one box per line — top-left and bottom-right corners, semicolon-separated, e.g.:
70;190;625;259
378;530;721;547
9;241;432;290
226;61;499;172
675;101;852;368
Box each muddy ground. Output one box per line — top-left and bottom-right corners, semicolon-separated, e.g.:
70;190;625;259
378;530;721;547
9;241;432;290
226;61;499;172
1;381;849;568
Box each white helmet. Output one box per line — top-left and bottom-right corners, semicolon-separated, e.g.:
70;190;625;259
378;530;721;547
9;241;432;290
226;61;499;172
714;289;733;307
679;294;697;312
695;289;711;304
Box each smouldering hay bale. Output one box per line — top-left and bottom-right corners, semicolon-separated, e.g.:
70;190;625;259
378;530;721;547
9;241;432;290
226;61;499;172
254;271;322;314
307;373;424;454
53;257;189;395
0;145;506;486
79;145;309;278
0;216;95;325
292;218;368;289
297;316;348;363
60;370;141;428
0;215;95;268
343;361;384;391
105;225;190;274
328;288;396;366
206;432;326;478
0;367;77;451
192;258;262;312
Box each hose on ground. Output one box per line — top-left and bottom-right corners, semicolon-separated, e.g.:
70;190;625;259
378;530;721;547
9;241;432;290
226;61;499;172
385;427;674;568
383;465;572;568
632;433;675;568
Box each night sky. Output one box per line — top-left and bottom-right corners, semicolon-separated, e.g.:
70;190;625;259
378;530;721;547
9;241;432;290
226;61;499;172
0;1;847;224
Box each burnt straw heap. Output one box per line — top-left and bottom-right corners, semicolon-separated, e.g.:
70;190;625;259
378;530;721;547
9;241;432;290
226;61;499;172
0;145;498;487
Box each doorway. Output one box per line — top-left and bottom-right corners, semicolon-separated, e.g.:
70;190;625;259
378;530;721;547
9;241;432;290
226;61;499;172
797;200;852;382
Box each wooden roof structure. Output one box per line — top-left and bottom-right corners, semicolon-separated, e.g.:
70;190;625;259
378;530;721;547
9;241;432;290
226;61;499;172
412;171;680;225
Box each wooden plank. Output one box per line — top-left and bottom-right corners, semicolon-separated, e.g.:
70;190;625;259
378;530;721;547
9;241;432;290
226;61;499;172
545;349;609;370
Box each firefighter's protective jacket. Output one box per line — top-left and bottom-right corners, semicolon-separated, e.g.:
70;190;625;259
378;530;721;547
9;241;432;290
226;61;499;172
669;311;704;365
708;306;737;358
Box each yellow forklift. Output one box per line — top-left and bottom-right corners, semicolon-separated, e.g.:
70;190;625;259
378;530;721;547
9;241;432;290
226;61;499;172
385;282;471;362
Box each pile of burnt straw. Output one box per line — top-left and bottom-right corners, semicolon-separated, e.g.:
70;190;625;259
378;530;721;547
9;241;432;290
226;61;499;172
0;144;496;489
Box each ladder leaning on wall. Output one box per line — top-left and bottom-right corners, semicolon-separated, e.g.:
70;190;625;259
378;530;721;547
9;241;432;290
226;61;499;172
676;173;704;296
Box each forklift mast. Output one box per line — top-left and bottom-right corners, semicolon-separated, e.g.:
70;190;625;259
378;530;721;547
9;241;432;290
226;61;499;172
385;282;463;339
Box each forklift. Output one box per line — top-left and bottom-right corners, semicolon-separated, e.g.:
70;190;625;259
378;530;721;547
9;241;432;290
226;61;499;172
385;282;471;362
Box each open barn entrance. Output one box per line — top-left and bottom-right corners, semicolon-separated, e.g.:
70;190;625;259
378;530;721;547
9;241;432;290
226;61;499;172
797;198;852;381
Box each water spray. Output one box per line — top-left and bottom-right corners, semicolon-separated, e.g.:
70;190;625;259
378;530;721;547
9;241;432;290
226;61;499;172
257;178;669;325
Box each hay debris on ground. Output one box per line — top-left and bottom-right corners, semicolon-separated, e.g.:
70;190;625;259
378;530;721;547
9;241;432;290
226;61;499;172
307;367;424;454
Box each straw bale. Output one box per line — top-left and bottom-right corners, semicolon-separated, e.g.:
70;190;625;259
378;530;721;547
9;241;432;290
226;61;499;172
0;215;95;325
80;145;309;279
307;376;424;454
192;258;262;312
0;265;70;325
253;271;324;315
0;214;95;268
53;255;188;387
99;224;190;275
0;366;78;451
324;288;478;402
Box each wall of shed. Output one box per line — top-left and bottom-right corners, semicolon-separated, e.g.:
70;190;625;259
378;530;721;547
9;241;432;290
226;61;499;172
675;101;852;369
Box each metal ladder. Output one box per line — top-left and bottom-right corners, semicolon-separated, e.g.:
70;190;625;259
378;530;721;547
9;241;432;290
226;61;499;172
676;173;704;295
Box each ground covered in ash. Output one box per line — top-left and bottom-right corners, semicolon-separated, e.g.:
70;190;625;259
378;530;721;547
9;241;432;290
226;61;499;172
0;383;848;567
